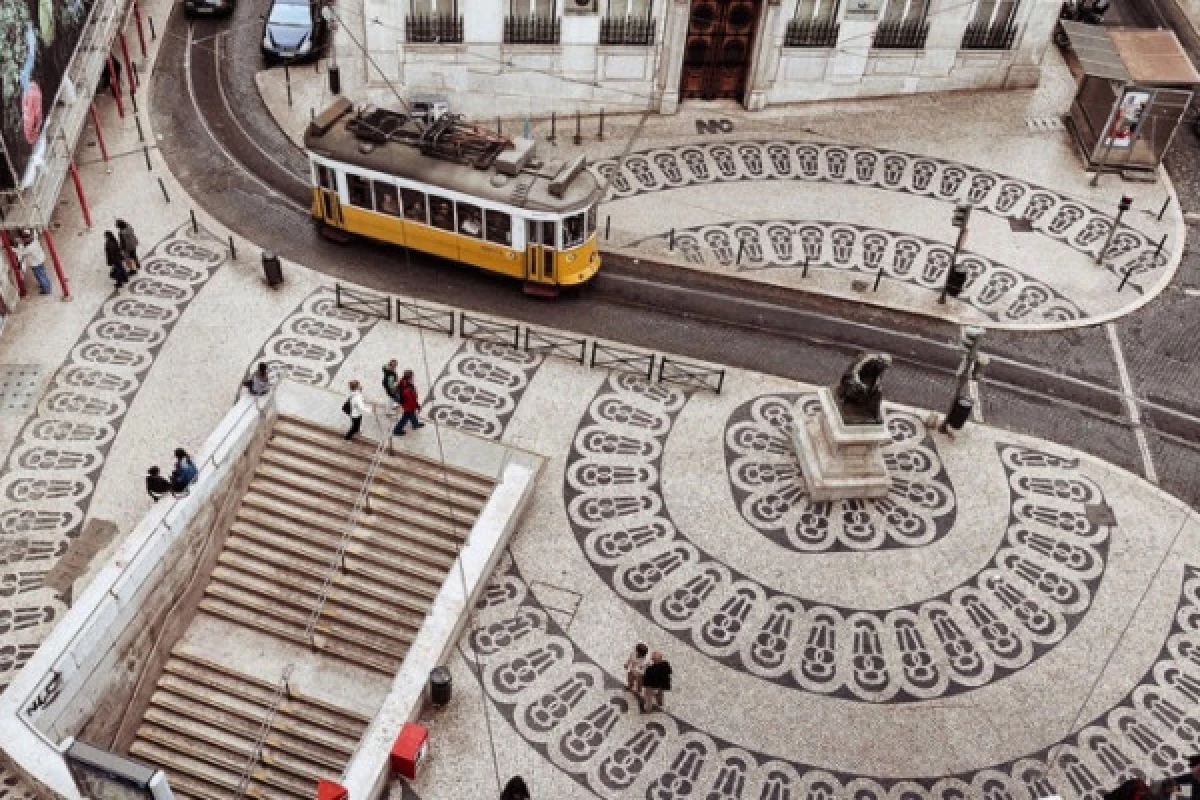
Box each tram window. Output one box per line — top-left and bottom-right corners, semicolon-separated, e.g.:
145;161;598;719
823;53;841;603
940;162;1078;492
563;213;586;248
347;174;373;210
374;182;401;216
429;196;455;231
401;189;427;223
587;206;597;235
457;202;483;238
486;210;512;245
542;220;558;249
317;164;336;191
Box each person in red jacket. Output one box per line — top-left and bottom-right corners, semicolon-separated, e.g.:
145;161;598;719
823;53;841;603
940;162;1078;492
393;370;426;436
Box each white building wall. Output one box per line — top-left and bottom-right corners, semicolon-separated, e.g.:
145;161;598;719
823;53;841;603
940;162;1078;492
378;0;1060;116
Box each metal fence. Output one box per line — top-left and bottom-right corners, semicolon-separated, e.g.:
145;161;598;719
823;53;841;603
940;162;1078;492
591;342;656;381
406;14;465;43
525;327;588;364
658;357;726;393
335;284;392;320
504;15;561;43
960;19;1017;50
395;299;455;335
461;313;521;349
872;19;929;49
784;18;839;47
599;16;656;45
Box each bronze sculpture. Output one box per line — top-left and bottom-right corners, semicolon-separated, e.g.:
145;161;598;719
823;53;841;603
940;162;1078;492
834;352;893;424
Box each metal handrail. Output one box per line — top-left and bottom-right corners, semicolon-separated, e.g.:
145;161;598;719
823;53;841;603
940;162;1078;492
234;664;294;797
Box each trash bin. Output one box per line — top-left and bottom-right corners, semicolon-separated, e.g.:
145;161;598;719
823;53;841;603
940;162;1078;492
261;250;283;287
429;666;452;707
328;64;341;96
944;395;974;431
945;264;969;298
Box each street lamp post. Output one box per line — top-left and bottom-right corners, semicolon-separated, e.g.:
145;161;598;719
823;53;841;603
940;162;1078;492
939;204;971;305
1096;194;1133;265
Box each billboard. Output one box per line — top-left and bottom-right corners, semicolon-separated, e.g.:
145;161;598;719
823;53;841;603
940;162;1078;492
1;0;96;190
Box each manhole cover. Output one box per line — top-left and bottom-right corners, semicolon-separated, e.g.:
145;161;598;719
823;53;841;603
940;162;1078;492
1009;218;1035;233
0;364;46;414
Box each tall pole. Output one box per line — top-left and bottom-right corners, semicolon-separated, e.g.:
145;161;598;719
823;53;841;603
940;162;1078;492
1096;194;1133;265
939;205;970;305
41;229;71;300
89;104;109;162
67;161;92;228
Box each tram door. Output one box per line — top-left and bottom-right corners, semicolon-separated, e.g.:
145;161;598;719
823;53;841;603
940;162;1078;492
316;164;343;227
526;219;557;284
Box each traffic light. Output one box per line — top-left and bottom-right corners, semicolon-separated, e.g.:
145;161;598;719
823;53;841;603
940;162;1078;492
945;265;968;298
952;205;972;228
960;325;986;352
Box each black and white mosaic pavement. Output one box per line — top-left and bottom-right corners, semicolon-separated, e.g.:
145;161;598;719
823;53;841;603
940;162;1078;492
0;225;225;697
726;394;956;552
423;340;544;440
591;142;1168;291
669;220;1083;323
565;376;1113;703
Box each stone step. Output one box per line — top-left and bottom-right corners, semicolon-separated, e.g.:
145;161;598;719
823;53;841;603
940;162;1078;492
197;597;400;675
265;434;489;515
274;414;495;497
251;464;471;546
236;501;456;576
129;736;315;799
213;556;427;634
244;479;464;560
224;533;438;614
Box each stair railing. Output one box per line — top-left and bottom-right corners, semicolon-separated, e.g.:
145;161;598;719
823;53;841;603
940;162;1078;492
234;663;294;797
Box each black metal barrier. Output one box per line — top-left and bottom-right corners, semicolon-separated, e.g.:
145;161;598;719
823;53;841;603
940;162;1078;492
658;357;726;394
395;299;455;335
334;283;392;320
461;313;521;349
591;342;656;381
524;327;587;364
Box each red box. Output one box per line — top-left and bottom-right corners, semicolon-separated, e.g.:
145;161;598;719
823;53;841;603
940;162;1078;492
316;779;348;800
390;723;429;780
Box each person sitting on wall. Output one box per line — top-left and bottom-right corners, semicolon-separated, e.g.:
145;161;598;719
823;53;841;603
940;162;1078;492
146;466;174;501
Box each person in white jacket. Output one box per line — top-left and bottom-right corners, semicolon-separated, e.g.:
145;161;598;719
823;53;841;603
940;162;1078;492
15;230;51;295
344;380;368;440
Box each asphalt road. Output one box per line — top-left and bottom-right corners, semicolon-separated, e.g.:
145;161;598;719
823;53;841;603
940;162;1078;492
150;0;1200;506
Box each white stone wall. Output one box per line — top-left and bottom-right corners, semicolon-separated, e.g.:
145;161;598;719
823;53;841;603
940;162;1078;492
373;0;1059;115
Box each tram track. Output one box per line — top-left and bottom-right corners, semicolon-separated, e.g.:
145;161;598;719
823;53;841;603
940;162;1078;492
154;0;1200;501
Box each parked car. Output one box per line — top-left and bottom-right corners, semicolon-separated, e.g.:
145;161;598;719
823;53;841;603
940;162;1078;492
184;0;236;17
261;0;325;64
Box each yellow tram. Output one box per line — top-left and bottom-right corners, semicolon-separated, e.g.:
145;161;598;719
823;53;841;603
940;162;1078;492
304;98;603;291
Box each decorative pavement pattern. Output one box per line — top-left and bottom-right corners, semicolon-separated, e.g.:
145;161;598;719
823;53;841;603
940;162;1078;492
423;340;545;441
0;225;226;697
669;220;1083;324
566;376;1113;703
591;142;1168;290
725;393;956;553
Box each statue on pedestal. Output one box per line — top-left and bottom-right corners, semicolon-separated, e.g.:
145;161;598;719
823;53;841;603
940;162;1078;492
834;353;893;425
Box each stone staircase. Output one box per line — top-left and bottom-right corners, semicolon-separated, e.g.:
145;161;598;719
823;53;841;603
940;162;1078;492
199;414;496;674
129;651;369;800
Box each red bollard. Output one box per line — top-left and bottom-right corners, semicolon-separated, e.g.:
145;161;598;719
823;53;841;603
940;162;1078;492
107;57;125;118
0;231;28;298
68;162;92;228
133;1;149;58
89;104;109;162
120;33;137;93
41;229;71;300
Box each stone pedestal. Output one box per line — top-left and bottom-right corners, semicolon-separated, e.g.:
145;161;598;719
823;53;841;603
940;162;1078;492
792;388;892;502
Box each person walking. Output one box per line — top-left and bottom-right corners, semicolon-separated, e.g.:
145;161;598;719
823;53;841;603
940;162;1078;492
15;230;51;295
393;370;425;436
624;642;648;694
116;219;140;273
499;776;530;800
170;448;198;494
382;359;400;412
146;466;174;501
640;651;672;713
104;231;129;289
344;380;367;440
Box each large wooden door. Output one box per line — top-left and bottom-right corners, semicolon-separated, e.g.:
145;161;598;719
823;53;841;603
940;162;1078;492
680;0;762;101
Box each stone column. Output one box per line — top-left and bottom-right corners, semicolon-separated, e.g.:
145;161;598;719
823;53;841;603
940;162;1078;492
657;0;691;113
744;0;784;110
360;0;399;86
1006;0;1059;88
917;0;972;78
826;13;875;85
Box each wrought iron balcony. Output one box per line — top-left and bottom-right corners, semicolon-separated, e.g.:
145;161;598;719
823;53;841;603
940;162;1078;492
872;19;929;49
784;17;839;47
960;18;1017;50
406;14;464;43
600;15;656;45
504;15;561;44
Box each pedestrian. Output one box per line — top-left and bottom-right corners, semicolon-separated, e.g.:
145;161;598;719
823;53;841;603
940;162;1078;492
640;651;672;713
1165;755;1200;798
116;219;140;273
499;776;530;800
145;466;174;501
242;362;272;396
392;370;425;436
104;231;129;289
170;448;198;494
343;379;367;440
624;642;648;694
382;359;400;412
15;230;51;295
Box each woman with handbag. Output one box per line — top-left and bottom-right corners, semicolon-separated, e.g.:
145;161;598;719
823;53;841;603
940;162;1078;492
104;231;129;289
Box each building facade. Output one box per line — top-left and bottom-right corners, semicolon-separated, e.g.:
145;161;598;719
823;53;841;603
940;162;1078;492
353;0;1062;117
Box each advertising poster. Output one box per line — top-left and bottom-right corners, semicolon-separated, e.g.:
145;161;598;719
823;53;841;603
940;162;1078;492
1103;88;1151;150
1;0;95;190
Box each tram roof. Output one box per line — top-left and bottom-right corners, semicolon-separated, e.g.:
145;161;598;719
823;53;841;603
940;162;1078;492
304;107;603;215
